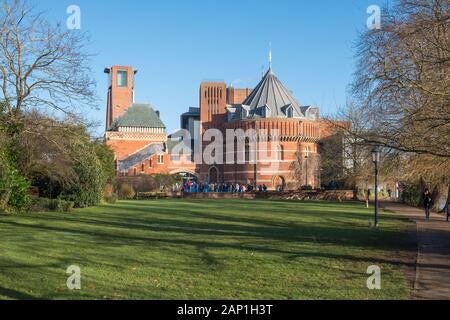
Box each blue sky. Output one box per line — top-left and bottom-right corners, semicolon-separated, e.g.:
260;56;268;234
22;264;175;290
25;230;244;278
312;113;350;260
36;0;387;136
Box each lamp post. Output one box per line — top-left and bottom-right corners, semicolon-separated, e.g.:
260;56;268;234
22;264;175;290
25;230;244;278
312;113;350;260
372;146;381;227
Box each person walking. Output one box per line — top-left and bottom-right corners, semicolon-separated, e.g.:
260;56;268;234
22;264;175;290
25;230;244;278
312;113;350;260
446;202;450;222
423;188;432;221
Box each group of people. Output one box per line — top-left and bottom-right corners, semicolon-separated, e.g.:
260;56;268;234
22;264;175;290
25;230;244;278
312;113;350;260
174;181;270;194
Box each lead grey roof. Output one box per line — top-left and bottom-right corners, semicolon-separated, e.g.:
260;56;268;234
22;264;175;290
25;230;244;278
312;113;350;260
118;143;164;171
111;103;165;130
240;68;303;118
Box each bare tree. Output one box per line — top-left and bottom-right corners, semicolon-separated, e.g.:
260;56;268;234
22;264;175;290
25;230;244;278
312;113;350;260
322;102;375;189
291;150;320;189
351;0;450;158
0;0;96;129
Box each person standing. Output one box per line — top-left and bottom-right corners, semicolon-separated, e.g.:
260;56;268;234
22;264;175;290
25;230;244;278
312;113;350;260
423;188;432;221
366;188;371;209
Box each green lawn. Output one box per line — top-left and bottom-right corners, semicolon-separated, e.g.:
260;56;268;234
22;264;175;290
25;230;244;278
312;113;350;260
0;199;415;300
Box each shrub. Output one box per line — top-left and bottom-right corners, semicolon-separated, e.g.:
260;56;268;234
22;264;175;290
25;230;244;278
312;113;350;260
116;174;178;194
0;151;30;213
118;183;135;200
30;197;51;212
103;184;118;204
30;197;75;213
104;193;118;204
62;200;75;212
401;183;421;207
60;141;106;208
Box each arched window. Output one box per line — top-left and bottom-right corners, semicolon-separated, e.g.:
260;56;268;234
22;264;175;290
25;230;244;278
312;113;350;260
141;163;145;173
209;167;219;183
245;138;250;163
234;137;238;164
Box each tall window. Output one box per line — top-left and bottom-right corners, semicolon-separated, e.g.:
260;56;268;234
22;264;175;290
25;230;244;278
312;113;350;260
158;154;164;164
286;106;294;118
277;145;284;161
245;138;250;163
262;106;270;118
117;70;128;87
149;158;153;168
141;163;145;173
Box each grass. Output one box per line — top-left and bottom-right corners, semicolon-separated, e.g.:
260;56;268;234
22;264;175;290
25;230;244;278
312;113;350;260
0;199;415;300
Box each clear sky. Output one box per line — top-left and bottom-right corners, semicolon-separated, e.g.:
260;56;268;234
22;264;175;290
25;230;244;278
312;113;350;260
36;0;387;136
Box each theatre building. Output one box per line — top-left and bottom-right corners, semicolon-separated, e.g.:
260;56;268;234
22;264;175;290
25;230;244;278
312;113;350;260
104;64;338;190
197;65;332;190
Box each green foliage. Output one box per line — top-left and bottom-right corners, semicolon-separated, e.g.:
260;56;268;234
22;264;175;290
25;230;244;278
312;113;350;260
60;139;106;208
118;183;135;200
102;183;118;204
0;141;31;214
30;197;74;213
104;193;118;204
401;183;421;207
93;140;116;184
117;174;178;195
11;113;117;210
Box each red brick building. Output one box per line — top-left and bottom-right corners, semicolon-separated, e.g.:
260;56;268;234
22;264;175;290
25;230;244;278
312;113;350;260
104;66;196;178
104;64;338;190
197;66;331;190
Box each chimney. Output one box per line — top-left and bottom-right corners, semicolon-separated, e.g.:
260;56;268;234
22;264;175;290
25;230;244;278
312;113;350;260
156;110;160;118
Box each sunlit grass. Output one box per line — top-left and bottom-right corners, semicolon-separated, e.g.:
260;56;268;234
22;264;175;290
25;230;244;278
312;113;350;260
0;199;414;300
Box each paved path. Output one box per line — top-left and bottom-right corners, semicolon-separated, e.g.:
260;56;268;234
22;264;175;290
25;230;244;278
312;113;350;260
381;202;450;300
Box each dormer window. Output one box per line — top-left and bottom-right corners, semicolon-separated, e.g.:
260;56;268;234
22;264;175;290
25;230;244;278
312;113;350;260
286;106;294;118
241;108;249;118
261;105;271;118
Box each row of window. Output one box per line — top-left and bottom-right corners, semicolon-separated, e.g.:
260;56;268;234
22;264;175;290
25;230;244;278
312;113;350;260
134;154;165;174
241;106;295;118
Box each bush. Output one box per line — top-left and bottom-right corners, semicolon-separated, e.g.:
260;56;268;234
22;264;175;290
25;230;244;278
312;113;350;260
30;197;51;212
103;184;118;204
401;183;421;207
30;197;74;213
60;141;106;208
116;174;178;194
118;183;135;200
104;193;118;204
0;152;30;213
102;183;118;203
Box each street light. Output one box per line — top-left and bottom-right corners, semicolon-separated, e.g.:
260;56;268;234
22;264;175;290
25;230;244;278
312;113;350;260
371;146;381;227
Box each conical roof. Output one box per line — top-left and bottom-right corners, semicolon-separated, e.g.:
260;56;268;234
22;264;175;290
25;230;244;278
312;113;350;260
241;68;303;117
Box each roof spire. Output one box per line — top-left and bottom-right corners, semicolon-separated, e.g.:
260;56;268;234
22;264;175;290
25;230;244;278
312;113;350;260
269;42;272;72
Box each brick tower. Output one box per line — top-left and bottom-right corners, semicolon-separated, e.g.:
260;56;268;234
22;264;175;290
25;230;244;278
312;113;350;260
104;66;137;130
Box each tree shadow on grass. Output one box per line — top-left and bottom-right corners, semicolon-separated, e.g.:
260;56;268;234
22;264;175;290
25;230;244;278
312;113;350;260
0;217;417;269
0;286;37;300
